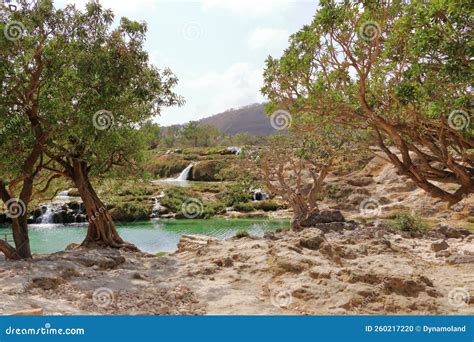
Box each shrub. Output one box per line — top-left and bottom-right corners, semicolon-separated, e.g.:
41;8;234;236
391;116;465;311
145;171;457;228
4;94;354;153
160;186;195;212
110;202;150;222
202;202;226;218
223;177;254;206
234;202;254;213
252;200;282;212
192;160;223;181
388;212;428;233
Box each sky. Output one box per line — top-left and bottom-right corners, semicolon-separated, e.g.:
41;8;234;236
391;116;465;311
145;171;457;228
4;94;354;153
54;0;319;126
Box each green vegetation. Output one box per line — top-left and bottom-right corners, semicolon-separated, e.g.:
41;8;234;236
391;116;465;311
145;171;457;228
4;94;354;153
388;212;429;233
262;0;473;205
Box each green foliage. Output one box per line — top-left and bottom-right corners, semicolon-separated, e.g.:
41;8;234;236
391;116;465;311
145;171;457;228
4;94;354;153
109;202;150;222
160;186;194;212
252;200;283;212
261;0;474;204
179;122;224;147
388;212;428;233
223;177;255;206
146;158;190;178
202;202;226;219
234;202;254;213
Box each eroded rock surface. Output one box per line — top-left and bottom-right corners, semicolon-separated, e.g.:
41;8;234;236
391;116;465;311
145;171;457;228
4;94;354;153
1;223;471;315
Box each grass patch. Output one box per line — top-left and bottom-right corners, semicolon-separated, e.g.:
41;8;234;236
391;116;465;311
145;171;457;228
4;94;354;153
388;211;429;233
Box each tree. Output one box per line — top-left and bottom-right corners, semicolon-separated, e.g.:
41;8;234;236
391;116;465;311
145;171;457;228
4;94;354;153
140;121;162;149
262;0;473;206
259;117;357;230
179;121;224;147
0;0;60;259
2;0;183;249
180;121;200;147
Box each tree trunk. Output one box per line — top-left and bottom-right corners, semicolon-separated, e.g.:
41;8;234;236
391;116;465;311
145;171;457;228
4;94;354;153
0;239;21;260
289;193;314;230
11;218;31;259
71;160;137;250
0;180;32;260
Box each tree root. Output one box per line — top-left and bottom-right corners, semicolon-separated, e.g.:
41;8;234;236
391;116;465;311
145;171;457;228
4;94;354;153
0;240;21;260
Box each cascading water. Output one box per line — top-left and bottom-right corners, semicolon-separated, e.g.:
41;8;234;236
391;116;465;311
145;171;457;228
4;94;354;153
151;164;194;186
34;189;85;225
150;191;166;219
40;205;55;224
175;164;193;181
56;190;71;201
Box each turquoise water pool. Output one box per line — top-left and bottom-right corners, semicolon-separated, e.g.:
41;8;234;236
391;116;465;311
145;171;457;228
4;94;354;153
0;219;289;254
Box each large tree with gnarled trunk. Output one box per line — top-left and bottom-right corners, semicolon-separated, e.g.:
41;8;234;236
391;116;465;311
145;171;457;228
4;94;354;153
1;0;183;250
262;0;473;206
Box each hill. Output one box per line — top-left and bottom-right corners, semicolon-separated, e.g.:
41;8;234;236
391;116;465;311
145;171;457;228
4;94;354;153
198;103;276;136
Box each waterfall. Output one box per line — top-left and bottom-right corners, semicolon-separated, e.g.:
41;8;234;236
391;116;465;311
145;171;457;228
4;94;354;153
151;198;162;219
56;190;71;201
40;205;55;224
175;164;193;181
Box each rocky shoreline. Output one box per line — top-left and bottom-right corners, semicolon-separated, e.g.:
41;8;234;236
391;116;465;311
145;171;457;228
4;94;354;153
1;221;472;316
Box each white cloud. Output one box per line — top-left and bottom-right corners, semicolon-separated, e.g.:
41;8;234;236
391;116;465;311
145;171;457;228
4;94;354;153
202;0;292;17
158;63;265;125
247;27;289;50
53;0;158;13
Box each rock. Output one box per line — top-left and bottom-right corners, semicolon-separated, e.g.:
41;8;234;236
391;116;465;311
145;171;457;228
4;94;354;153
47;249;125;269
301;210;345;227
11;308;44;316
435;250;451;258
437;226;471;239
177;235;219;253
430;240;449;252
311;221;358;233
132;272;148;280
446;255;474;265
273;257;310;275
347;177;373;187
299;233;325;250
383;276;434;297
214;257;234;268
309;267;332;279
32;277;61;290
263;232;279;240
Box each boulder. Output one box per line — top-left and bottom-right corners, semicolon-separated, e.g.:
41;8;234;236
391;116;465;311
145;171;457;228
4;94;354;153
430;240;449;253
347;177;373;187
301;210;346;227
447;255;474;265
299;233;325;250
437;226;471;239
